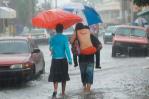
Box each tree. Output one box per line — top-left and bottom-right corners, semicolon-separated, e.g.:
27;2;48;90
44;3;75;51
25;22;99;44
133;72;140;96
133;0;149;7
11;0;37;26
41;1;51;10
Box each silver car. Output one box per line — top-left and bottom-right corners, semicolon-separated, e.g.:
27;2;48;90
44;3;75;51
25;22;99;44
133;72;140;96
103;26;117;44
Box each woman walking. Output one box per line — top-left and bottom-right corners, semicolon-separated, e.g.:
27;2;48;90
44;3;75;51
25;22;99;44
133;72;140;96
48;24;72;98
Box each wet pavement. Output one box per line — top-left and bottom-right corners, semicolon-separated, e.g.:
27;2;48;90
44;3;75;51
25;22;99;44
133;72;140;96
1;39;149;99
65;65;149;99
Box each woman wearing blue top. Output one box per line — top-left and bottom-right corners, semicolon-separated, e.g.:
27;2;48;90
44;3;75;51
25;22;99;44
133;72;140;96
48;24;72;98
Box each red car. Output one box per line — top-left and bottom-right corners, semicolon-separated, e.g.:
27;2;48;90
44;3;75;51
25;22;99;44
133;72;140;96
112;25;149;57
0;37;45;82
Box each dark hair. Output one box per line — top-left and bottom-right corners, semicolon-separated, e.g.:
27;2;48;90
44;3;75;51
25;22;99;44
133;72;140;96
75;23;84;31
83;25;90;29
56;24;63;33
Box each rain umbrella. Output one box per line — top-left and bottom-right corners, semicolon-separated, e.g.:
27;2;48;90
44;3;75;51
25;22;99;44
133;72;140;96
62;3;102;25
83;5;102;25
134;17;148;27
32;9;82;29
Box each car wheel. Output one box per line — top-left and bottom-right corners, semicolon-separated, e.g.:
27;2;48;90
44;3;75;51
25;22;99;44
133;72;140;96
112;46;116;57
104;38;107;44
147;48;149;57
144;48;148;57
104;40;107;44
31;65;36;79
41;60;45;74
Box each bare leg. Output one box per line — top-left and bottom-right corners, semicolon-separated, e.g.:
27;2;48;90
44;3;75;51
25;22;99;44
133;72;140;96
62;81;66;96
86;84;91;92
53;82;58;92
52;82;58;98
83;84;87;92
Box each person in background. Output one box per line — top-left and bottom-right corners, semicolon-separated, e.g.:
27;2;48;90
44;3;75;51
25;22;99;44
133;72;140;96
146;26;149;40
48;24;72;98
89;24;100;37
70;23;102;93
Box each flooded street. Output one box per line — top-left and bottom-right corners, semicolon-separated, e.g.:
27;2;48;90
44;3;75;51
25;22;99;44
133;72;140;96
0;0;149;98
1;37;149;99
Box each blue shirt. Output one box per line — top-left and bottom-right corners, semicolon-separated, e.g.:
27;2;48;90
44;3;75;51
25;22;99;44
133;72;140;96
48;33;72;63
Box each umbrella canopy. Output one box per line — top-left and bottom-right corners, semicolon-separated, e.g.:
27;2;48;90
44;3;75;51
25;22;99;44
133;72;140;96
0;7;16;19
134;17;148;27
62;3;102;25
137;9;149;16
83;5;102;25
32;9;82;29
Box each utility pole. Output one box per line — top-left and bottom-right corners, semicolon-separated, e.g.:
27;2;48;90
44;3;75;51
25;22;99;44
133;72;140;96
130;0;134;23
55;0;57;8
121;0;126;24
121;0;131;24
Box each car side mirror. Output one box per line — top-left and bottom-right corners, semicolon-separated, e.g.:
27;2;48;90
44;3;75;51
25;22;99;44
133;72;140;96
112;33;115;36
147;33;149;39
32;48;40;53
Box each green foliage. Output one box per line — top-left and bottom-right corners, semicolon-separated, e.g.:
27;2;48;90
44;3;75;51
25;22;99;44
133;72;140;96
16;0;36;25
133;0;149;7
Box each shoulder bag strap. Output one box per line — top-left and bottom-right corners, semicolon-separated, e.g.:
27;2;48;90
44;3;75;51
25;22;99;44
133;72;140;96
76;30;80;45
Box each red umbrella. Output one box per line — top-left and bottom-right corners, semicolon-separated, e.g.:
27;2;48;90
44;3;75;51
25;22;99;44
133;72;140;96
32;9;83;29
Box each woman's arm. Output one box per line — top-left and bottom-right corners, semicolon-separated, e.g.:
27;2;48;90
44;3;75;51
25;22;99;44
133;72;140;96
91;34;102;50
65;37;72;64
70;31;76;44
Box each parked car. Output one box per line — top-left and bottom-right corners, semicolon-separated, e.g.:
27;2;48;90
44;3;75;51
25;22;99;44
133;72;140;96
99;27;105;36
21;28;49;44
103;25;117;44
0;37;45;82
112;25;149;57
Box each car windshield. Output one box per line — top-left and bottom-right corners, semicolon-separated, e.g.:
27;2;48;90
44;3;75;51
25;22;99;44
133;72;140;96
30;29;45;34
0;40;29;54
106;26;116;33
131;29;146;37
116;27;146;37
116;27;130;36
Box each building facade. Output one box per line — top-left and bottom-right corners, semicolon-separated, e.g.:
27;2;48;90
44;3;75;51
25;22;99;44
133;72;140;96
96;0;132;25
0;0;37;35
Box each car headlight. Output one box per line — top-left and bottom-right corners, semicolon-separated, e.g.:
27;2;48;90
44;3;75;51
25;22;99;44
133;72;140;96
22;63;33;68
140;44;148;48
10;63;33;69
10;64;23;69
114;42;122;46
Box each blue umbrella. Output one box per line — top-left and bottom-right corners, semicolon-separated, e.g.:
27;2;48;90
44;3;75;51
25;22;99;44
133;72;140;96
62;3;103;25
83;5;102;25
